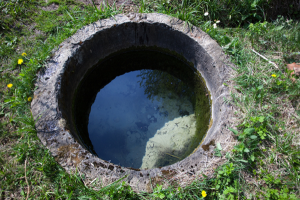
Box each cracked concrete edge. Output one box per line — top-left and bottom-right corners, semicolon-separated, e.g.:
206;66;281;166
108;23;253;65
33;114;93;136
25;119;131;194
31;13;236;192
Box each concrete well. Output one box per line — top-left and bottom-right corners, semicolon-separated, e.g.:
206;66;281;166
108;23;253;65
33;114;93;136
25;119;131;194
31;13;234;192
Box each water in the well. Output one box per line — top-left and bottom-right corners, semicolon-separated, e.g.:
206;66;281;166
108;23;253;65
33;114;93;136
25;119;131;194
87;69;199;169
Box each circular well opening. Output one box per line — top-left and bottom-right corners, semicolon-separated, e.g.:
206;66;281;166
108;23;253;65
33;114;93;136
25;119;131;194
74;49;210;169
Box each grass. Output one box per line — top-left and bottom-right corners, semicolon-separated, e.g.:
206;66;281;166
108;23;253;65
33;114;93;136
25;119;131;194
0;0;300;199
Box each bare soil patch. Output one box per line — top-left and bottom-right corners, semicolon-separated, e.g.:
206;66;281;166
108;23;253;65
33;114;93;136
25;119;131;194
77;0;139;13
41;3;59;11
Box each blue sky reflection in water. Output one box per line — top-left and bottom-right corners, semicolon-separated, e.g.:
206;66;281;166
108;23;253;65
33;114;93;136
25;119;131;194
88;70;198;169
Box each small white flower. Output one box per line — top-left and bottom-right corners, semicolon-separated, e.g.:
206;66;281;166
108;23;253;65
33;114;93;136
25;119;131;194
204;12;209;16
213;23;217;28
216;20;220;24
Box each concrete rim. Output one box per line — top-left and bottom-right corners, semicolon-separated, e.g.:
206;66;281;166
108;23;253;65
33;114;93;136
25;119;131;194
31;13;234;192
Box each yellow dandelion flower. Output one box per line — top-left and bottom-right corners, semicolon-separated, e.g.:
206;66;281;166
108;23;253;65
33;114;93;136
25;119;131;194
28;97;32;102
18;59;24;65
271;74;277;78
7;83;13;88
22;52;27;56
202;190;207;197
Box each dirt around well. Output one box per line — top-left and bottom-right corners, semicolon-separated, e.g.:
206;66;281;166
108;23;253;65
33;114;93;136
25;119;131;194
77;0;139;13
41;3;59;11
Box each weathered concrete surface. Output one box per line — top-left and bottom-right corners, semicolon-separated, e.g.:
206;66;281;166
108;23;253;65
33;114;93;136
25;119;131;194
31;13;235;192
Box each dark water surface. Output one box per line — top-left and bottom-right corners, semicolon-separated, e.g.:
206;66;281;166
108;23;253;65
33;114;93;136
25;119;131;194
88;70;197;169
73;50;211;169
